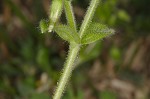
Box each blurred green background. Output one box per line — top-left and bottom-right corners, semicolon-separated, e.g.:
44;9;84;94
0;0;150;99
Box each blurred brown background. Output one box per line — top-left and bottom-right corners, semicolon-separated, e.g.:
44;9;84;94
0;0;150;99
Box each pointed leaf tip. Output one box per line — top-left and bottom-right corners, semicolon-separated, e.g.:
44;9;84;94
81;23;115;44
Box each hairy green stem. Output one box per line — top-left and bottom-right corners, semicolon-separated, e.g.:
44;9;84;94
53;0;100;99
79;0;100;38
53;2;79;98
53;43;80;99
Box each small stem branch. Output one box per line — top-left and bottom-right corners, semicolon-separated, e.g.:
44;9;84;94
53;43;80;99
64;0;77;32
79;0;100;38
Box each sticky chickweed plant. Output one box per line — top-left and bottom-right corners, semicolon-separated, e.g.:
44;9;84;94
39;0;115;99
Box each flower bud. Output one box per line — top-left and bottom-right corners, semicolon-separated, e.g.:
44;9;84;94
40;19;49;33
49;0;63;32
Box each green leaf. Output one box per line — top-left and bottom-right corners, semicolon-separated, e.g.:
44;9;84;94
81;23;115;44
54;25;80;43
118;10;130;22
39;19;49;33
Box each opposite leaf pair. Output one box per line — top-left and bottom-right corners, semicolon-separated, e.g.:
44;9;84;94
39;0;114;45
40;0;114;44
54;23;115;45
40;20;114;45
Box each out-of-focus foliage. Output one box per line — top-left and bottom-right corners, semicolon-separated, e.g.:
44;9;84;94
0;0;150;99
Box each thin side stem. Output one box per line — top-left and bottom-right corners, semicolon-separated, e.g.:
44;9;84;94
53;43;80;99
64;0;77;32
79;0;100;38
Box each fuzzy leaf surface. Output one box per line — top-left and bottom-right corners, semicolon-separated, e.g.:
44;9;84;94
81;23;115;44
54;25;80;43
